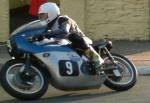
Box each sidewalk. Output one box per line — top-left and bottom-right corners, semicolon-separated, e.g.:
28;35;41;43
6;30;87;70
127;55;150;61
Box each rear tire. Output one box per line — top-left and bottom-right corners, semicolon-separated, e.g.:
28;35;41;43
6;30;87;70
103;53;138;91
0;59;49;100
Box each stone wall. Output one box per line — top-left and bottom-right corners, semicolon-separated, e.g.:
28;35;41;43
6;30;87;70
85;0;150;40
60;0;85;31
61;0;150;40
0;0;9;42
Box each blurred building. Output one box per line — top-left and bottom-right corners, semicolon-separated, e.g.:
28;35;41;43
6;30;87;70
0;0;149;42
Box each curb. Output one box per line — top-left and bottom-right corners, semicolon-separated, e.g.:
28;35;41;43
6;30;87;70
138;67;150;75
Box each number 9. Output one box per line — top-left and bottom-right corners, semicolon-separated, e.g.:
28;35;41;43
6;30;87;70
66;61;73;75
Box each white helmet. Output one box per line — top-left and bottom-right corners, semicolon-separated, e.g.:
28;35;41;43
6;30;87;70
38;3;60;22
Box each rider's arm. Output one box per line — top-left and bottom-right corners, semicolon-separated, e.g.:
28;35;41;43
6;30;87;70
46;17;71;38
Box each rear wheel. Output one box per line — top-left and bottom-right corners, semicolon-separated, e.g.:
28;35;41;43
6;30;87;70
0;59;49;100
103;53;138;91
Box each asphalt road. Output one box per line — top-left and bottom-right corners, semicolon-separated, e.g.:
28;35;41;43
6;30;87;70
0;41;150;103
0;76;150;103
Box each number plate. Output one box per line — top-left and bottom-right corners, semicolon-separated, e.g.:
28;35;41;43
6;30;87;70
59;60;79;76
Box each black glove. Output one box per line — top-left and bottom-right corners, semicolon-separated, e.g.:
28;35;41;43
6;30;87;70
34;33;45;41
44;30;52;39
28;30;52;42
27;33;45;42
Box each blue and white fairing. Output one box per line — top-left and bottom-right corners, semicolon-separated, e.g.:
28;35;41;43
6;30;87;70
33;43;105;90
9;20;105;91
11;20;46;36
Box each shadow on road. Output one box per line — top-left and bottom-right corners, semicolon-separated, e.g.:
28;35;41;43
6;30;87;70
0;91;121;103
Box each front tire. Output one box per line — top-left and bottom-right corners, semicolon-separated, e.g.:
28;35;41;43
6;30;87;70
103;53;138;91
0;59;49;100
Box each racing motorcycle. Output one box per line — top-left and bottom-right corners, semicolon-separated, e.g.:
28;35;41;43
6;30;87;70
0;20;138;100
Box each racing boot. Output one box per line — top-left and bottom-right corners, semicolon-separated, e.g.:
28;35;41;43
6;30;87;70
84;46;104;74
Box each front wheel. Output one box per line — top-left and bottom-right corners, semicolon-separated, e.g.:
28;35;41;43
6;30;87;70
0;59;49;100
103;53;138;91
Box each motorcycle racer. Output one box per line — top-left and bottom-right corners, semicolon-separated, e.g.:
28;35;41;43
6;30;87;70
33;2;104;70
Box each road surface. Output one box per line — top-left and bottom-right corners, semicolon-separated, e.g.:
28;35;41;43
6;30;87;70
0;76;150;103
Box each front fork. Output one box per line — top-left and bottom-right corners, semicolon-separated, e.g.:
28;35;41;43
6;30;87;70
99;47;122;77
103;47;116;63
24;53;31;75
20;53;35;77
99;47;117;71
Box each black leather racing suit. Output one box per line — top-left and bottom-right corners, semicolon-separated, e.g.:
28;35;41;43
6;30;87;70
42;15;104;69
45;15;89;50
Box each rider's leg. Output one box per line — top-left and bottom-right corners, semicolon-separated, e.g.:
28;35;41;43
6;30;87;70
68;33;104;69
84;46;104;69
